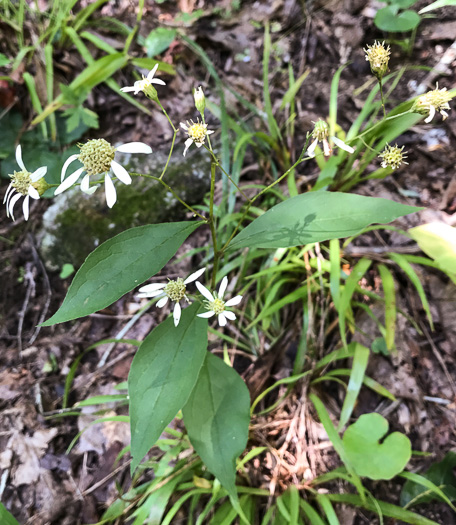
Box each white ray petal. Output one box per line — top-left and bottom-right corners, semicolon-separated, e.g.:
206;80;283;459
5;188;15;215
151;79;166;86
8;193;22;221
180;122;189;131
15;145;26;171
111;161;132;185
147;64;159;80
173;303;182;327
28;186;40;200
197;311;215;318
116;142;152;154
184;267;206;284
332;136;355;154
54;167;84;195
323;139;331;156
3;183;13;204
183;138;193;156
22;195;30;220
225;295;242;307
104;174;117;208
138;290;165;299
218;314;227;327
218;276;228;298
223;310;236;321
157;296;169;308
61;154;79;181
120;86;136;93
424;105;435;124
306;138;318;158
31;166;47;182
139;283;166;293
80;174;98;195
196;281;215;302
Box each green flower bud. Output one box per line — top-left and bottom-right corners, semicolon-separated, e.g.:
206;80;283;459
194;86;206;115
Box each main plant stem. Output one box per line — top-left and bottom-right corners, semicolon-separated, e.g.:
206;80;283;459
209;161;219;288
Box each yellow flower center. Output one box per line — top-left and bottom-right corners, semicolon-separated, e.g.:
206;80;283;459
364;42;390;73
209;298;225;315
416;87;452;113
188;122;207;144
379;144;408;170
312;120;329;142
10;170;32;196
164;278;187;302
78;139;115;176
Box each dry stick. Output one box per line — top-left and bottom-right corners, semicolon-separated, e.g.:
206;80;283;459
81;459;132;497
420;322;456;398
27;233;52;345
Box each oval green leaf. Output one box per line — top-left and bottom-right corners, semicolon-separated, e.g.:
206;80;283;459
183;353;251;500
343;413;411;480
229;193;420;250
129;302;208;473
42;221;201;325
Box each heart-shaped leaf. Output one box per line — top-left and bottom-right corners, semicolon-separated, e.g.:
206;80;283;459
375;6;421;32
343;413;411;480
128;302;208;473
42;221;201;325
183;353;250;500
228;193;421;250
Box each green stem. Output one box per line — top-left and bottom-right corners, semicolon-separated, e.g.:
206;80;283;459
203;145;252;203
221;151;310;252
209;161;219;288
159;130;177;180
157;99;178;133
347;109;414;145
130;172;206;221
379;78;386;119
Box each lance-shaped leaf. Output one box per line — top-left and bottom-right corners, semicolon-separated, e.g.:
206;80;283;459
228;193;420;250
43;221;201;325
129;302;207;473
183;353;251;500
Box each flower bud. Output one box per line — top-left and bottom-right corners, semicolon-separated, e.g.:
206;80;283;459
194;86;205;115
364;41;390;80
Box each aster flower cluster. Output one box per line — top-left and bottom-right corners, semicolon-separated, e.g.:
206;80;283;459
138;271;243;328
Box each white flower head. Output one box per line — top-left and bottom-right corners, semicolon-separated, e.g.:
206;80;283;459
120;63;166;99
138;268;206;327
413;83;452;123
54;139;152;208
306;119;355;158
180;119;214;156
378;143;408;170
196;276;243;327
3;145;48;221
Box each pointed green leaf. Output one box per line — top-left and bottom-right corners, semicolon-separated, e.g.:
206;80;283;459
0;503;20;525
43;221;201;325
129;302;208;472
228;193;420;250
183;353;250;500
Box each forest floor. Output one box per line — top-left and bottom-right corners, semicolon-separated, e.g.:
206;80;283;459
1;0;456;523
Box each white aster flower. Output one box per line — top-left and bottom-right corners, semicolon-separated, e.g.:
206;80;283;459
307;119;354;158
412;83;452;124
180;119;214;156
196;276;243;327
120;63;166;97
138;267;206;327
3;145;47;221
54;139;152;208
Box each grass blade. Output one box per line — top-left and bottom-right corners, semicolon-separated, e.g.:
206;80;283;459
338;343;370;429
378;264;396;351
